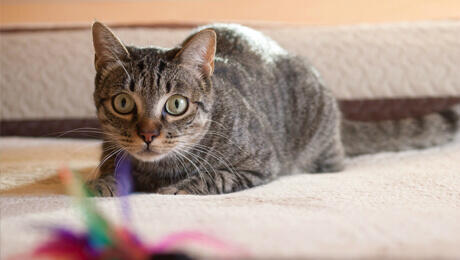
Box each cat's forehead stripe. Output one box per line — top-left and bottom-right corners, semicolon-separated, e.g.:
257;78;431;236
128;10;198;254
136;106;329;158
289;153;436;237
155;60;167;90
158;60;166;73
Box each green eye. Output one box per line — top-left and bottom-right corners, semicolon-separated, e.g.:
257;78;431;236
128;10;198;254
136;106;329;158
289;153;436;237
112;93;135;114
165;95;188;116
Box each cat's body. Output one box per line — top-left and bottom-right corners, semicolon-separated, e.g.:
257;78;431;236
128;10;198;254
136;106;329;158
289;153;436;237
90;22;459;196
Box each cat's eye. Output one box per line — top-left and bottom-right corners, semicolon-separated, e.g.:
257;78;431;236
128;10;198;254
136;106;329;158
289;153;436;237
112;93;135;114
165;95;188;116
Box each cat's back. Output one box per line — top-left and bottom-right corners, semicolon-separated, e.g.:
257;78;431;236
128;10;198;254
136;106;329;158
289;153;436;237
193;23;288;65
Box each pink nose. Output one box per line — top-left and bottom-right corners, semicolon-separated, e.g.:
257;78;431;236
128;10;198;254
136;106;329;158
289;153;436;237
137;119;162;144
139;131;160;143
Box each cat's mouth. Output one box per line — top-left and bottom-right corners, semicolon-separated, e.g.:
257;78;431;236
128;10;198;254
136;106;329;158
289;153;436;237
138;150;159;155
131;145;169;162
138;145;161;156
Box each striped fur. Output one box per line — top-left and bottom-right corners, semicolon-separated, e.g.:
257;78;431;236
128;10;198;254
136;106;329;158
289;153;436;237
88;22;460;196
342;104;460;156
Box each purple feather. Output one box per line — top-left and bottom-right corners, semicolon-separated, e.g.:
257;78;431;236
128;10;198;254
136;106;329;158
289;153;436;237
115;154;133;223
115;154;133;196
34;227;99;260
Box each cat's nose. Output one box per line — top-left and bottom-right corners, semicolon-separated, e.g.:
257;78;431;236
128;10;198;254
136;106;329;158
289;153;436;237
137;119;162;144
139;131;160;144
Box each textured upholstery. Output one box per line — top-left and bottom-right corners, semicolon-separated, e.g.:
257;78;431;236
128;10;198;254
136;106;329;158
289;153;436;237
1;21;460;120
1;21;460;259
1;136;460;259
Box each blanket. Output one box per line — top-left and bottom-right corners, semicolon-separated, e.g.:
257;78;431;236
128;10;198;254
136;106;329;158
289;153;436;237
1;137;460;259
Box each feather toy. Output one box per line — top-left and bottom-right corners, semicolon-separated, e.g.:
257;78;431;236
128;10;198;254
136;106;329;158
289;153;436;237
11;156;247;260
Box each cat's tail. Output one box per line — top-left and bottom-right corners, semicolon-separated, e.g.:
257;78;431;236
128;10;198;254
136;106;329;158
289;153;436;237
340;104;460;156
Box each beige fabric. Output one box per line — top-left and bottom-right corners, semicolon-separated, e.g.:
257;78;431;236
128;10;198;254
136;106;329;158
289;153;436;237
1;136;460;259
2;21;460;120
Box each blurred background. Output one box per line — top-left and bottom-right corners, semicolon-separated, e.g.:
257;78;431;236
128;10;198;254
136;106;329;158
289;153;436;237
2;0;460;27
1;0;460;138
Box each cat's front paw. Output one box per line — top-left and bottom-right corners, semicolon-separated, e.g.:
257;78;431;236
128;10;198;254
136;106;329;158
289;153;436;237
86;178;117;197
156;185;190;195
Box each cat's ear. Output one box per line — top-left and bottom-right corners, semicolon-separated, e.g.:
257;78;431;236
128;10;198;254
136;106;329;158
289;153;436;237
175;29;216;78
92;21;130;71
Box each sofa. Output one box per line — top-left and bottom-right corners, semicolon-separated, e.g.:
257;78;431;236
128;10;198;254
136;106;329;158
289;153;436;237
1;21;459;259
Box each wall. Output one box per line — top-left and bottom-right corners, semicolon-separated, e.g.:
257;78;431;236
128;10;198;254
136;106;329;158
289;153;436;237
1;0;460;27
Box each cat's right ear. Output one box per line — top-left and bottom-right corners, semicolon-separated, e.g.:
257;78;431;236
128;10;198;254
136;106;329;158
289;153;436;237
175;29;216;78
92;21;130;71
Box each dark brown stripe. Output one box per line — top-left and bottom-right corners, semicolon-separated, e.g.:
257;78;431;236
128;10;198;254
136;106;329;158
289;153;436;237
158;60;166;73
0;118;101;139
1;97;459;138
0;22;276;34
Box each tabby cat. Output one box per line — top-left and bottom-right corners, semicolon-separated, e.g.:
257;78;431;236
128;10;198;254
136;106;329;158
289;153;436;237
89;22;459;196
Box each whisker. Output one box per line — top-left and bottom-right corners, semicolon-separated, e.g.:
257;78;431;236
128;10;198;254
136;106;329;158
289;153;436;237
109;48;132;83
89;146;123;180
177;145;216;180
47;128;106;138
170;150;190;180
177;142;238;179
203;119;229;131
173;148;205;186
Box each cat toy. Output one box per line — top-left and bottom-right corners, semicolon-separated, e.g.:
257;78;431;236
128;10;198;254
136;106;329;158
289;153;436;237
12;156;246;260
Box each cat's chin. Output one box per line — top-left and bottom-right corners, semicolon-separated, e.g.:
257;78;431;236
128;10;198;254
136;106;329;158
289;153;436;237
131;150;170;162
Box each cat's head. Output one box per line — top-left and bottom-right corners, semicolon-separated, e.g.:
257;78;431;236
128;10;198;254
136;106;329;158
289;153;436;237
92;22;216;162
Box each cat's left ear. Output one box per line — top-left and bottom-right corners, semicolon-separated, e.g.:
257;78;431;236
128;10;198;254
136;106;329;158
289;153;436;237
92;21;130;72
175;29;216;78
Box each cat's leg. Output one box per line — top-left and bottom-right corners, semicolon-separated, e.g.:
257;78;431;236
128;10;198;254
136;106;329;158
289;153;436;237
313;137;345;173
86;174;118;197
85;141;120;196
157;169;270;195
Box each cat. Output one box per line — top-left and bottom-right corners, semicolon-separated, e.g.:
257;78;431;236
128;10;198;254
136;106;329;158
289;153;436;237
88;21;459;196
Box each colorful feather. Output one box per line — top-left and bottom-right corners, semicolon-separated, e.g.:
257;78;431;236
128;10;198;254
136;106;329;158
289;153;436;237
11;160;247;260
115;154;133;223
